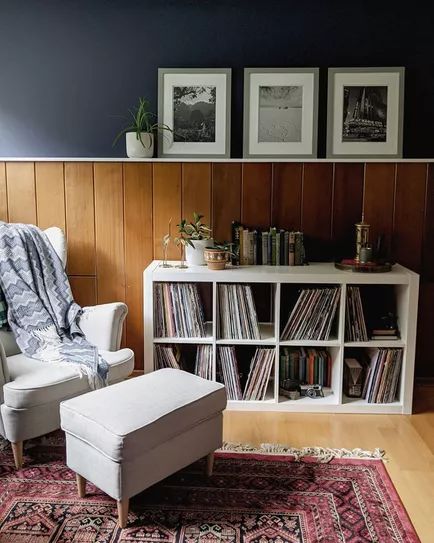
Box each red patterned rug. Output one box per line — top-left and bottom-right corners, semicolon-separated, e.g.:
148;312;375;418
0;436;420;542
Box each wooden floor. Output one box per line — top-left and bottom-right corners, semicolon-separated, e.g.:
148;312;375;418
223;385;434;542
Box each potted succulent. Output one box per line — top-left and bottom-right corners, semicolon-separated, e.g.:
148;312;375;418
204;241;236;270
177;212;213;266
113;97;171;158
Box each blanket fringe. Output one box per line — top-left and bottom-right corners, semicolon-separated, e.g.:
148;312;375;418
219;442;387;463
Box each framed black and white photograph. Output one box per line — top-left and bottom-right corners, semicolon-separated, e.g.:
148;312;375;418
327;67;405;158
243;68;319;158
158;68;231;158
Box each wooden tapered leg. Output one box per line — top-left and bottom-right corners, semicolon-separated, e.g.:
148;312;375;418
76;473;87;498
206;451;215;477
11;442;23;470
117;498;129;529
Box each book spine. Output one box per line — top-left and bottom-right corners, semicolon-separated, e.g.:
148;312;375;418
284;231;289;265
270;227;277;265
294;232;302;266
262;232;268;265
231;221;241;266
288;232;295;266
275;233;281;266
248;231;255;265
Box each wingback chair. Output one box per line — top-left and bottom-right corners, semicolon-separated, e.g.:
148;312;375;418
0;227;134;468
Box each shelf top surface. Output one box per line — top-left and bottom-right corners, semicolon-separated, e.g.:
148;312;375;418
146;261;417;284
2;157;434;163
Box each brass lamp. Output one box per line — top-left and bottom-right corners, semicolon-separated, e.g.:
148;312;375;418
354;215;370;263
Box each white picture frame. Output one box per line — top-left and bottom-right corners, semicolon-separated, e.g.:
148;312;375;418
243;68;319;158
327;67;405;158
158;68;231;158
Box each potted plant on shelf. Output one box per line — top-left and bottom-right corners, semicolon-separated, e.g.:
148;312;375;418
177;212;213;266
204;241;236;270
113;97;172;158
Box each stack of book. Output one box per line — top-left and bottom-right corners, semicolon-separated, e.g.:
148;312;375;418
243;348;275;401
217;346;242;400
194;345;213;380
154;282;206;337
281;287;340;341
371;326;399;341
155;345;181;370
363;348;402;403
279;347;332;387
232;222;305;266
345;286;368;342
218;284;260;339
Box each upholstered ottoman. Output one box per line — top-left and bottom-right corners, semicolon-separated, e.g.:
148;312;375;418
60;368;226;528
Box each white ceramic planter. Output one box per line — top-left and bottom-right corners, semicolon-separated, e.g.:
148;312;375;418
185;239;213;266
126;132;154;158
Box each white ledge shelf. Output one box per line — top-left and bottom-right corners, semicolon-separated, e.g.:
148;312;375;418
1;157;433;163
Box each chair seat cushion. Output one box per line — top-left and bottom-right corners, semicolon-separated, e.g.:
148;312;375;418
3;348;134;409
60;369;226;462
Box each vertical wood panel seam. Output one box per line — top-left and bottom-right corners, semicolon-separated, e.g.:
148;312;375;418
330;162;336;238
240;163;245;221
362;162;367;215
421;163;430;282
92;163;99;303
33;163;38;225
270;163;275;226
300;163;305;229
392;163;398;233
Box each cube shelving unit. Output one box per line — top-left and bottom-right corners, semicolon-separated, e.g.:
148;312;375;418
144;261;419;414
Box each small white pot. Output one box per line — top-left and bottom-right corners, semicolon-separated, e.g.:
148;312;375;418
185;239;213;266
126;132;154;158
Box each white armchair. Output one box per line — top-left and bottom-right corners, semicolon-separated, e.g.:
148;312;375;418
0;228;134;468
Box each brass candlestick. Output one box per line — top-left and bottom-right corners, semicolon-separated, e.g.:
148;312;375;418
354;215;370;262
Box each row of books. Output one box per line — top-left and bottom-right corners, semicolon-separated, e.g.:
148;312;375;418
217;284;260;339
365;348;402;403
194;345;213;380
345;286;368;342
279;347;332;387
154;283;206;338
281;287;340;341
232;222;305;266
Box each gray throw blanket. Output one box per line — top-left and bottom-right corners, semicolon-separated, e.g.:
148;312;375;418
0;222;108;388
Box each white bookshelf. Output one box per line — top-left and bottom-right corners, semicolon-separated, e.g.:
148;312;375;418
144;261;419;414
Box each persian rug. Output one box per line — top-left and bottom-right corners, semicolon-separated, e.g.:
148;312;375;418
0;436;420;543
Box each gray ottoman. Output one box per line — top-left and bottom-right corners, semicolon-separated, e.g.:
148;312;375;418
60;369;226;528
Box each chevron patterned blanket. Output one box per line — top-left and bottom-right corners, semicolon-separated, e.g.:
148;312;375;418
0;223;108;389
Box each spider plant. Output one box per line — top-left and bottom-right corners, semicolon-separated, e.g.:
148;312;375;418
112;97;172;149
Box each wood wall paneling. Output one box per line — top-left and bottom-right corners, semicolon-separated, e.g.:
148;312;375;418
35;162;66;231
0;163;7;221
241;163;272;228
332;163;364;259
123;163;153;370
272;163;302;230
182;163;211;227
93;163;126;305
301;163;333;261
69;276;97;307
64;163;96;276
393;163;427;272
421;164;434;281
6;162;36;224
212;163;242;242
153;163;182;259
363;163;396;259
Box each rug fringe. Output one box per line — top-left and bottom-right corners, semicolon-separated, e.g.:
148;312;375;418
219;442;387;463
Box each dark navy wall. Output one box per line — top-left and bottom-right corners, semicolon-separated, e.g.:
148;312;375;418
0;0;433;158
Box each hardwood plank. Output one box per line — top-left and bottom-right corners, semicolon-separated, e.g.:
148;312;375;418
421;164;434;281
332;163;364;260
35;162;66;231
272;163;302;230
94;163;125;304
241;163;272;228
153;163;182;260
69;276;97;307
363;163;395;259
212;163;241;242
124;163;153;371
6;162;36;224
65;163;96;276
0;162;7;221
182;163;211;228
393;163;427;272
301;163;333;261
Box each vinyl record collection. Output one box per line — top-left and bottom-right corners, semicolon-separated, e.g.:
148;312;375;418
279;347;332;387
345;286;368;341
154;282;206;337
194;345;213;380
218;284;260;339
155;344;181;370
364;348;402;403
243;348;275;401
217;346;242;400
281;287;340;340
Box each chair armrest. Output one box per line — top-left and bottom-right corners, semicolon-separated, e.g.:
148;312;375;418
78;303;128;351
